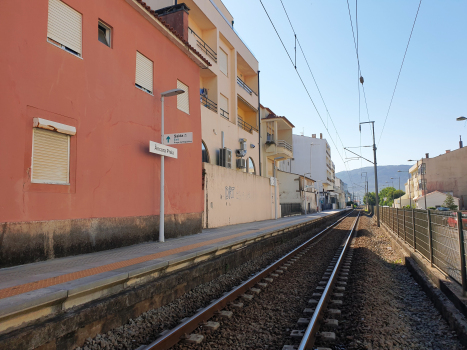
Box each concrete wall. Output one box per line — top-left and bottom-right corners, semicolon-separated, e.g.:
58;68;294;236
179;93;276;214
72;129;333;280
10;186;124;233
203;163;277;228
414;191;460;210
0;0;204;266
277;170;316;214
425;148;467;209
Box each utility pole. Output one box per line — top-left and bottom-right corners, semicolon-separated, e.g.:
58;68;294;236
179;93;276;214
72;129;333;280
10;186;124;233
360;121;380;227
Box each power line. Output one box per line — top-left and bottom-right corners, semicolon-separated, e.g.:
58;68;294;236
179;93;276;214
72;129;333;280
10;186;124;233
270;0;358;188
378;0;422;146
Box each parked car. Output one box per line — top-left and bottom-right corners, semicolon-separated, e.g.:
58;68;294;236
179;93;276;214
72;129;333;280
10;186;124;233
436;207;451;211
447;211;467;228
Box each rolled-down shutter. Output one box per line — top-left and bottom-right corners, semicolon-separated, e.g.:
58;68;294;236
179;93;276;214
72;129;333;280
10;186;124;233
47;0;82;56
219;48;228;76
177;80;189;114
135;51;153;93
32;128;70;184
219;94;228;113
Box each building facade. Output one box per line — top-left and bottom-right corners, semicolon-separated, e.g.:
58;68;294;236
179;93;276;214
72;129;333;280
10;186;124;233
147;0;260;175
278;133;335;209
276;170;316;216
0;0;210;266
405;148;467;209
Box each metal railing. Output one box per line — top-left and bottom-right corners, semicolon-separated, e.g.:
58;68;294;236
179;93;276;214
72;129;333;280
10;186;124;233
237;117;258;133
188;27;217;63
237;76;257;96
277;140;292;152
220;108;229;120
200;94;217;113
376;206;467;293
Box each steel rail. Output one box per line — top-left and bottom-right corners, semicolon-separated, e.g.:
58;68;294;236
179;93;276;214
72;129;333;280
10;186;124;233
298;211;361;350
141;210;355;350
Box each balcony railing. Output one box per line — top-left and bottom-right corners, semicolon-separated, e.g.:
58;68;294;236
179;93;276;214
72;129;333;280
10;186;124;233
220;108;229;120
237;76;257;96
200;94;217;113
237;117;258;134
277;140;293;153
188;27;217;63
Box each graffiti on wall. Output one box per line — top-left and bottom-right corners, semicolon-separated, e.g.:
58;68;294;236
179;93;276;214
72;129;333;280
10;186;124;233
225;186;235;199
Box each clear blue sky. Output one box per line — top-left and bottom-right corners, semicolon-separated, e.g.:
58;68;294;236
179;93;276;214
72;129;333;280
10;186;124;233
222;0;467;187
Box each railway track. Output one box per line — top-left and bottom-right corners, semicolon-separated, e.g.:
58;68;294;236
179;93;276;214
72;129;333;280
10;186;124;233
136;210;359;350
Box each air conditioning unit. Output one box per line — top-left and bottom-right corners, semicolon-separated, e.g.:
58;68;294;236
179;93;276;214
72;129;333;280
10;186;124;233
236;158;247;169
219;148;232;168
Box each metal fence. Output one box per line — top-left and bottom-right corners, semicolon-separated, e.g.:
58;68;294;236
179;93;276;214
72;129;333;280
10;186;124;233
376;206;467;293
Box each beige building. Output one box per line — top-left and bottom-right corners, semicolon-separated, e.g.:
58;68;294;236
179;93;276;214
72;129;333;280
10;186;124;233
276;170;316;216
147;0;260;173
260;106;294;178
405;147;467;209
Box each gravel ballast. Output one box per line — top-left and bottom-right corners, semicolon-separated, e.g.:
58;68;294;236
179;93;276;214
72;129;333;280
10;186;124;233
333;213;465;350
76;213;348;350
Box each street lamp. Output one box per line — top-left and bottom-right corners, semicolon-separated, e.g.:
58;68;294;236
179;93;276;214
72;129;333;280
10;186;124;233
386;180;394;206
391;176;400;207
303;172;312;215
159;88;185;243
408;158;427;210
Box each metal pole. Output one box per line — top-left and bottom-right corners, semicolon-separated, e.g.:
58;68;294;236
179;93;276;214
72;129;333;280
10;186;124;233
257;70;261;177
274;162;277;220
403;209;406;242
427;210;433;266
396;208;399;237
412;208;416;251
457;211;467;295
159;96;165;242
371;122;380;227
304;177;307;215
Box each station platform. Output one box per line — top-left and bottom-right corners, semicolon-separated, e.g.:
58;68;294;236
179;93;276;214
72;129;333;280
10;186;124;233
0;209;344;334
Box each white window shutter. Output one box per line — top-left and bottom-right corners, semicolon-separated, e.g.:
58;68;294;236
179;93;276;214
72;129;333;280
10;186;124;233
177;80;189;114
219;48;228;76
32;128;70;184
47;0;82;56
135;51;153;93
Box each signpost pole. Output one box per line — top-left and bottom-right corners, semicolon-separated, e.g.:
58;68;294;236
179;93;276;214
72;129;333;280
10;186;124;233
160;96;165;243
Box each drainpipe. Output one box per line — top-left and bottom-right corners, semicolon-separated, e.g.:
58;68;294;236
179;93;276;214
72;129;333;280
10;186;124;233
258;70;261;176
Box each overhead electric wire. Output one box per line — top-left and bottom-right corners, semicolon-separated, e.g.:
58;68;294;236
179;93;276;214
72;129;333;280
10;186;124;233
273;0;357;188
378;0;422;146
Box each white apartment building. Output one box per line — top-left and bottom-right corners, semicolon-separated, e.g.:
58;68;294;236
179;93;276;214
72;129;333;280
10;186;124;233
279;133;335;209
147;0;260;173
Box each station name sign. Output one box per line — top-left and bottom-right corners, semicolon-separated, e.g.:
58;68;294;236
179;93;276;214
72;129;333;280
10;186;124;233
149;141;178;159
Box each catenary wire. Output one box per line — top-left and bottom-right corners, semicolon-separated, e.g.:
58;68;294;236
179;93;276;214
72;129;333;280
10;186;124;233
378;0;422;146
272;0;357;188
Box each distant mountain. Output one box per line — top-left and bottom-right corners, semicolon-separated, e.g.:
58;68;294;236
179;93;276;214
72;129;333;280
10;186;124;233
336;165;411;198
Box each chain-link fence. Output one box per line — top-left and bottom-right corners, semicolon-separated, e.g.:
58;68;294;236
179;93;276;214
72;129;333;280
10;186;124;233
372;206;467;293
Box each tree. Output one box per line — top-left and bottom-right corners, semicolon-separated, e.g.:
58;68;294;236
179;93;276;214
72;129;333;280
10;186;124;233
443;194;458;210
363;192;376;205
378;187;406;207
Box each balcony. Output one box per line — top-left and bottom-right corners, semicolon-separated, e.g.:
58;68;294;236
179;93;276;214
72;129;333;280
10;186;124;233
237;76;257;96
220;108;229;120
188;27;217;63
238;117;258;134
200;94;217;113
265;139;293;160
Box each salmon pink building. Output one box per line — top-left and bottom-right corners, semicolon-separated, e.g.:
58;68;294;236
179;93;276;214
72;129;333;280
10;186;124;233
0;0;210;266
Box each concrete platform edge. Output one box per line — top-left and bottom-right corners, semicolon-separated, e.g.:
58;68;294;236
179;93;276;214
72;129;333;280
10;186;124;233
0;211;346;335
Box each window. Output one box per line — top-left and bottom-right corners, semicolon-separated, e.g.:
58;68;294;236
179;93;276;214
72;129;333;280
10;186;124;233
266;121;275;142
248;157;256;174
219;48;228;76
135;51;153;94
47;0;82;57
98;21;111;47
31;118;76;184
177;80;190;114
219;94;229;119
202;141;210;163
418;163;426;175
